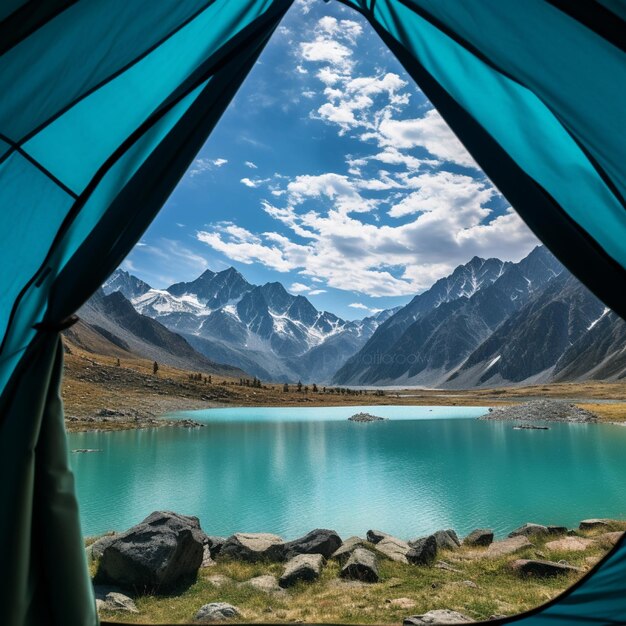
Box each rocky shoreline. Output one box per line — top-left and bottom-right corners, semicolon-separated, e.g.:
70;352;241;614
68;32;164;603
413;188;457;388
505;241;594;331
348;412;388;422
88;511;624;624
66;407;205;432
479;399;600;424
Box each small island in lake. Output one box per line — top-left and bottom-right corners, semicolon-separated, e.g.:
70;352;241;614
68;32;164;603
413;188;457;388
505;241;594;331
348;412;388;422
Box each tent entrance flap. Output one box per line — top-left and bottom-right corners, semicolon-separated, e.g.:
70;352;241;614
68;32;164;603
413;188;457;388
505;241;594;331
1;1;626;625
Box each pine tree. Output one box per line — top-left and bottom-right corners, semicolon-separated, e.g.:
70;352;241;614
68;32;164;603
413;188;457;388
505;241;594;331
153;361;159;376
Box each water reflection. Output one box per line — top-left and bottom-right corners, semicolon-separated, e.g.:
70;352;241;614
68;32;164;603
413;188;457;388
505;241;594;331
69;415;626;539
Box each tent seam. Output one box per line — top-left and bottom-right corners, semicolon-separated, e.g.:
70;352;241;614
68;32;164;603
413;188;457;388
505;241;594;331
390;0;626;214
12;0;219;148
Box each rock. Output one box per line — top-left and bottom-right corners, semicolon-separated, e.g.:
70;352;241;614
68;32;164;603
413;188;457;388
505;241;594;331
89;533;119;561
101;592;139;613
240;575;283;594
376;536;411;563
463;529;494;547
202;545;215;568
207;575;232;588
597;531;624;546
508;523;549;538
485;536;532;558
510;559;583;577
404;609;472;624
462;580;478;588
340;548;379;583
366;529;390;544
194;602;240;622
284;528;341;559
348;412;387;422
545;537;596;552
219;533;285;562
547;526;568;535
206;536;227;559
279;554;324;588
95;511;204;592
579;519;613;530
432;529;461;550
479;400;598;423
406;535;437;566
331;536;367;564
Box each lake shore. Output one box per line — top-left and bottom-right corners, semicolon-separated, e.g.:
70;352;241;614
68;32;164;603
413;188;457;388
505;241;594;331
62;345;626;432
89;513;625;624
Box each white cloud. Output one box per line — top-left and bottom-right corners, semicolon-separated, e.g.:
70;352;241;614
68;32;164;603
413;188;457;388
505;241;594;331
188;157;228;177
371;109;478;169
245;161;258;169
240;177;270;188
290;282;311;294
193;7;538;298
349;302;384;314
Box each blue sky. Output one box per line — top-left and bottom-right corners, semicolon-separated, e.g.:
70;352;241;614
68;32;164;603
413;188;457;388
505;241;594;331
122;0;538;320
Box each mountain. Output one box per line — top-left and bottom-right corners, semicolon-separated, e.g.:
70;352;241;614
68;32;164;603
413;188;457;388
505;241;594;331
334;245;626;387
333;247;564;385
102;269;151;300
448;274;626;387
66;288;246;377
105;267;396;383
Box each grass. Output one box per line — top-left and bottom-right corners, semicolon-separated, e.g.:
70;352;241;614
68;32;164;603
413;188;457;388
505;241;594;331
95;525;625;624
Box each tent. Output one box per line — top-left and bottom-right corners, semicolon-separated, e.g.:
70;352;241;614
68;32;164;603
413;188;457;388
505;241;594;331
1;1;625;624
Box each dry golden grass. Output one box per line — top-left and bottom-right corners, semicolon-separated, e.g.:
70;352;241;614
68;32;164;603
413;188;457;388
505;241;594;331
61;338;626;431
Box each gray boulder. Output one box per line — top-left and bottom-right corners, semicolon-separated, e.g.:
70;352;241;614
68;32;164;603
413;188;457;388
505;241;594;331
579;519;614;530
279;554;324;588
239;575;283;594
194;602;240;622
485;536;532;558
206;536;227;558
96;511;204;592
88;533;119;561
432;529;461;550
406;535;437;566
376;536;411;563
340;548;379;583
510;559;583;577
508;523;549;538
284;528;341;559
404;609;472;624
366;529;390;544
219;533;285;562
332;536;367;565
463;529;494;547
98;592;139;614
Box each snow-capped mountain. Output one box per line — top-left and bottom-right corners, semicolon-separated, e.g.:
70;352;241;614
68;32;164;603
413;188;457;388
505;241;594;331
333;246;626;387
102;269;151;300
104;266;397;382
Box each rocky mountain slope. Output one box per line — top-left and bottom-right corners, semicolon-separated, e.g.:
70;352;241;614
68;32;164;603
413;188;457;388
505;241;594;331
66;289;245;377
104;267;397;383
333;247;626;387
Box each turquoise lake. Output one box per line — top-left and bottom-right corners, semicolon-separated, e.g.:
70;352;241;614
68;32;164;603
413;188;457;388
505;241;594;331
68;406;626;540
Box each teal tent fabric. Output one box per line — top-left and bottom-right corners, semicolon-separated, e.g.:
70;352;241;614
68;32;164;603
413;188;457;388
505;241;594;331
0;2;293;625
1;1;625;625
